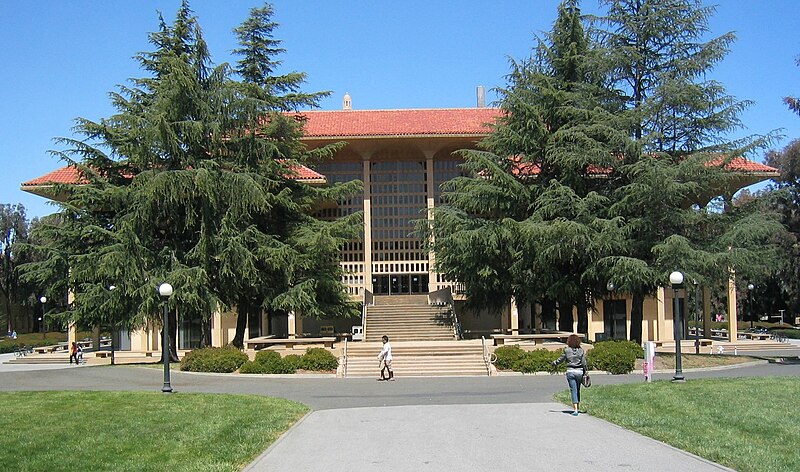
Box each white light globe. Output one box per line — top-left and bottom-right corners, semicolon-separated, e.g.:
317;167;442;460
669;271;684;286
158;283;173;297
39;296;47;304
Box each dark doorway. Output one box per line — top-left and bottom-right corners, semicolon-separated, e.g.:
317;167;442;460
603;300;627;340
372;274;429;295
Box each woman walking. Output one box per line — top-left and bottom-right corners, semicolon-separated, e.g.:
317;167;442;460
552;334;588;416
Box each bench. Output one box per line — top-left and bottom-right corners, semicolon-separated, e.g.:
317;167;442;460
33;344;65;354
740;332;771;340
651;338;714;348
245;336;336;350
491;333;583;346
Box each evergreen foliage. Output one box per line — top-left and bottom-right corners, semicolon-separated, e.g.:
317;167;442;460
19;2;362;350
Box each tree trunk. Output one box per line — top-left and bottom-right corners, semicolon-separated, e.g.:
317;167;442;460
541;299;556;331
232;297;249;348
576;296;589;337
629;292;645;344
169;310;179;362
558;299;574;331
200;312;212;348
4;295;12;333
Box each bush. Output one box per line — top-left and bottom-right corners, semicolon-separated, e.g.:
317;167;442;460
179;346;248;373
595;339;644;359
250;349;297;374
493;345;526;370
283;354;304;371
770;328;800;339
588;341;636;374
512;349;562;374
0;339;53;354
300;348;338;371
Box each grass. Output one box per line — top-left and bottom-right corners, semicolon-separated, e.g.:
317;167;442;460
638;353;758;370
555;377;800;472
0;391;309;472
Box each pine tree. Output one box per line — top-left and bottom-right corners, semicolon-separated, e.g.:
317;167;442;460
595;0;783;342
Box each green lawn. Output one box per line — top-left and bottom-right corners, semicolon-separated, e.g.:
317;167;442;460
556;377;800;472
0;391;308;472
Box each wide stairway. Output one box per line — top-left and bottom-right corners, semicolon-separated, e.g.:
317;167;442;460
364;295;456;342
342;340;489;377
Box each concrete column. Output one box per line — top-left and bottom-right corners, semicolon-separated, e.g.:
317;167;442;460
362;158;373;294
509;297;520;334
656;286;667;340
727;273;739;342
288;311;296;339
67;284;77;347
425;154;437;292
703;286;712;338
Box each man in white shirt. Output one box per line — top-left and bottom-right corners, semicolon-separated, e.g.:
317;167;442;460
377;335;394;381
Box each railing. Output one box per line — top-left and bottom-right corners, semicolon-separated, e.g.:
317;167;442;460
362;289;373;342
428;287;461;340
481;336;496;376
341;338;348;378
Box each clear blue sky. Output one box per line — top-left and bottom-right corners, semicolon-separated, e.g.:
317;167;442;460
2;0;799;219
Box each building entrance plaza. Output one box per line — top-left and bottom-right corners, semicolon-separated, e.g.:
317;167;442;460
21;98;782;351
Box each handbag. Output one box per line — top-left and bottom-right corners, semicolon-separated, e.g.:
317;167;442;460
582;373;591;387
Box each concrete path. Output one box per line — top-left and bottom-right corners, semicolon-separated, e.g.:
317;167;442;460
3;354;799;470
244;402;733;472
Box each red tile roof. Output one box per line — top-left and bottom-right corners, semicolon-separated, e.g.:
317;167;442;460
21;163;325;187
296;108;501;138
510;155;778;177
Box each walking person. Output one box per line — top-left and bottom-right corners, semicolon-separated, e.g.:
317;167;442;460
552;334;588;416
69;342;79;365
377;335;394;381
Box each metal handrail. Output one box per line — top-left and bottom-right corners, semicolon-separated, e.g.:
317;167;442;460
341;338;348;378
481;336;496;376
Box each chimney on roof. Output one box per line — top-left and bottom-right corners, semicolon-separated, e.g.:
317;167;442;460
343;92;352;110
476;85;486;108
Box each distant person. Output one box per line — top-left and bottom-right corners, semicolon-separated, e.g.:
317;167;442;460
69;342;79;365
552;334;588;416
76;344;84;363
11;330;17;339
377;335;394;381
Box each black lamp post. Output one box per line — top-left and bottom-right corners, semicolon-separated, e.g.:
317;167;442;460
39;296;47;340
669;271;685;382
158;282;173;393
109;285;117;366
693;279;700;355
747;283;755;329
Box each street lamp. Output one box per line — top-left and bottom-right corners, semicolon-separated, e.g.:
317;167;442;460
693;279;700;355
606;281;615;293
669;271;685;382
747;283;755;329
158;282;174;393
109;285;117;366
39;296;47;340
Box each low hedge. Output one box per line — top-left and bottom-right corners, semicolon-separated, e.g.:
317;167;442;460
593;339;644;359
179;346;248;373
770;328;800;339
587;341;636;374
0;339;56;354
494;345;526;370
239;348;339;374
512;349;562;374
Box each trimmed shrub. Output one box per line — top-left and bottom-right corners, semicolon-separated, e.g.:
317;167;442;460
512;349;562;374
180;346;248;373
254;350;282;364
283;354;304;371
594;339;644;359
770;328;800;340
0;340;53;354
493;345;526;370
250;349;297;374
588;341;636;374
300;348;338;371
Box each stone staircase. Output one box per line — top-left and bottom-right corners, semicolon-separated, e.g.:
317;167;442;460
364;296;456;342
342;340;489;377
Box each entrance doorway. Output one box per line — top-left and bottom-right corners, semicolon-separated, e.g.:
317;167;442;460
602;300;627;340
372;274;429;295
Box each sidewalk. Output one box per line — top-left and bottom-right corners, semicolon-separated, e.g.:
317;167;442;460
244;403;733;472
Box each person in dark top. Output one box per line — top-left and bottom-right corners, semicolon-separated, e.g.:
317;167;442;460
552;334;588;416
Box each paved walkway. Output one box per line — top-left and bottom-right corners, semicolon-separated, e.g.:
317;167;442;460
3;351;799;471
244;402;732;471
